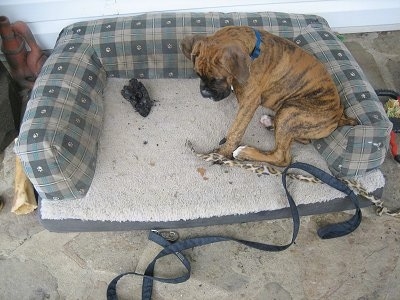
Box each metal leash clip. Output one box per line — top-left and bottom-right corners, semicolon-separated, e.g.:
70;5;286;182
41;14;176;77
151;230;179;242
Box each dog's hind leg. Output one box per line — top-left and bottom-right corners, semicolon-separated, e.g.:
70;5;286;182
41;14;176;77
233;132;293;167
233;105;315;166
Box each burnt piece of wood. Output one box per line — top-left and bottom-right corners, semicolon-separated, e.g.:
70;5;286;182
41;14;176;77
121;78;153;117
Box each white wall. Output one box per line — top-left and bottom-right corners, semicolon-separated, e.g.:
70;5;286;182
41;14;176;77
1;0;400;50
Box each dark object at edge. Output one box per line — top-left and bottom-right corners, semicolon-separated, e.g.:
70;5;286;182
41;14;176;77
375;89;400;164
0;60;22;151
375;89;400;133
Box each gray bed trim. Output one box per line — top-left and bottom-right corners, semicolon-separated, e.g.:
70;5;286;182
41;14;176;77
38;190;378;232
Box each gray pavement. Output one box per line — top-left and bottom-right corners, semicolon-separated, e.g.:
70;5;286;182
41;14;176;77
0;31;399;300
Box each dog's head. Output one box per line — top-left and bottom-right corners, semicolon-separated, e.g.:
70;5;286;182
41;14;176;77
180;34;251;101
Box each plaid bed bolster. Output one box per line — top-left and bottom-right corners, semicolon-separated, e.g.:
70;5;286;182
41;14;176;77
14;12;392;200
295;24;392;176
15;43;107;200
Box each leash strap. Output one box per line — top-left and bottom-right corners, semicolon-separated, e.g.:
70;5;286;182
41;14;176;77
107;162;361;300
286;162;361;239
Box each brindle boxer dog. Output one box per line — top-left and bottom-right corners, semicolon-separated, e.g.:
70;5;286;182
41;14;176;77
180;26;357;167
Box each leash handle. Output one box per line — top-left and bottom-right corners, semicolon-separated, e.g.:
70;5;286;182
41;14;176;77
107;162;362;300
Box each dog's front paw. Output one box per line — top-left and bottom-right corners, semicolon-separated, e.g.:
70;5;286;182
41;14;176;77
233;145;249;160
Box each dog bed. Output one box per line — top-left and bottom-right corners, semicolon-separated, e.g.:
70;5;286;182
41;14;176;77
14;12;391;232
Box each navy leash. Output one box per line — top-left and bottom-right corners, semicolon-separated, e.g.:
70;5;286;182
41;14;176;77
107;162;361;300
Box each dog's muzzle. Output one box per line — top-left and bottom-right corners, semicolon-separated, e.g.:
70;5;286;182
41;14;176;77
200;80;231;101
200;87;214;99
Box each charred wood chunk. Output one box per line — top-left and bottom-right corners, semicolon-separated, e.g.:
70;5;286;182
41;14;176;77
121;78;153;117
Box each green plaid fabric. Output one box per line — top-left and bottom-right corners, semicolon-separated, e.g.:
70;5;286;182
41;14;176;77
14;12;391;200
55;12;327;79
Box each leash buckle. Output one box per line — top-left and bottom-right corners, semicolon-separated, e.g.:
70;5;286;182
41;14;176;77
151;230;179;242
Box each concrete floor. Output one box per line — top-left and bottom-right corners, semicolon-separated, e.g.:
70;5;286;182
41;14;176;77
0;31;400;300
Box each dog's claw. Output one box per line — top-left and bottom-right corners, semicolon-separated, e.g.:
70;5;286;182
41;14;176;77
219;137;227;145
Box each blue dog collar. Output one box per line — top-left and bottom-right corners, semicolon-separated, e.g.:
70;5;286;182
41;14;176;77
250;29;262;60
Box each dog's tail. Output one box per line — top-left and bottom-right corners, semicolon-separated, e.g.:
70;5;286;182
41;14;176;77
338;113;358;127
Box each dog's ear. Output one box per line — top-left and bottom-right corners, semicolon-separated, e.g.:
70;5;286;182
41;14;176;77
220;45;251;84
180;35;206;61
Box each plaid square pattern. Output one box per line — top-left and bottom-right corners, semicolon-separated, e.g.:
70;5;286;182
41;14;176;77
14;12;391;200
